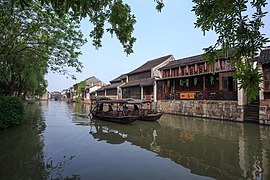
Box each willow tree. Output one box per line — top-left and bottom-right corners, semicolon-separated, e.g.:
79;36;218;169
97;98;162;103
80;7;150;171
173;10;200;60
0;1;86;96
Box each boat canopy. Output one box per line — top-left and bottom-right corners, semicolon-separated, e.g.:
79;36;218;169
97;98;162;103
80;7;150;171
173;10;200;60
125;98;153;104
96;99;128;104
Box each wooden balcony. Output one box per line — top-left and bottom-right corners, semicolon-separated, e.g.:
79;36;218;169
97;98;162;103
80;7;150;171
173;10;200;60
161;90;237;101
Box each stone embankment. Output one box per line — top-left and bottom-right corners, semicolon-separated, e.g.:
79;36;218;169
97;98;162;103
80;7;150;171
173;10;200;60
157;100;245;121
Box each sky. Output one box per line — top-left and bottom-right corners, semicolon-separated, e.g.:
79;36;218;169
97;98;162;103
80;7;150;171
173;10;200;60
45;0;270;92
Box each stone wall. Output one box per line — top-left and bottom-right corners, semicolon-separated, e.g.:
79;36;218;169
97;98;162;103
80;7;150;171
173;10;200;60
259;101;270;125
157;100;245;122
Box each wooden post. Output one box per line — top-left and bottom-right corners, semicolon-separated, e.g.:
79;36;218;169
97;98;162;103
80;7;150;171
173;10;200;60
219;73;222;91
202;64;205;73
203;75;206;92
218;57;221;70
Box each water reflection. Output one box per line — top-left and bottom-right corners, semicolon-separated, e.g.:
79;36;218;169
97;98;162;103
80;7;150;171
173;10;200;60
0;102;47;180
80;113;270;180
2;101;270;180
0;101;80;180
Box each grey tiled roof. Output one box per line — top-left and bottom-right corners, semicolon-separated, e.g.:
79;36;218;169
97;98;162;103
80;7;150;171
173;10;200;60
163;54;205;69
96;87;105;92
140;78;154;86
121;78;154;88
110;74;127;83
127;54;173;75
254;48;270;64
162;49;234;70
103;82;124;90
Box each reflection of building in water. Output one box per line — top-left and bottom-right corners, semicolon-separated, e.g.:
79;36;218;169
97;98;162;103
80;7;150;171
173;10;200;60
238;124;263;180
237;124;270;180
150;130;160;153
260;126;270;180
82;114;270;180
152;116;270;180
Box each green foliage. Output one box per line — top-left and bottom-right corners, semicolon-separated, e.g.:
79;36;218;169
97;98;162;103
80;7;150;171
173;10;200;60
234;62;262;102
76;81;86;100
192;0;269;100
186;79;189;87
0;1;86;96
154;0;165;12
0;96;25;129
210;76;215;86
14;0;136;55
180;79;184;86
194;77;198;86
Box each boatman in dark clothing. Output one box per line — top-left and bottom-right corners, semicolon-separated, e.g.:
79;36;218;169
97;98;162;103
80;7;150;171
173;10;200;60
134;104;139;110
99;104;103;111
123;104;128;116
108;104;113;112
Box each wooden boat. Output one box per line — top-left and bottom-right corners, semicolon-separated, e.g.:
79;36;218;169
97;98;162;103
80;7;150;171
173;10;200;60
125;99;163;121
90;99;137;124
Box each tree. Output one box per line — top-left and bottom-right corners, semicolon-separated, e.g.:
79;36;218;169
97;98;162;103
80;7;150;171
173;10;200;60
192;0;269;101
12;0;270;101
0;1;86;96
14;0;137;55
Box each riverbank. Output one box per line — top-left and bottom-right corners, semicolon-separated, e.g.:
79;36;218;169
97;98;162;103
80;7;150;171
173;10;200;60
157;100;270;126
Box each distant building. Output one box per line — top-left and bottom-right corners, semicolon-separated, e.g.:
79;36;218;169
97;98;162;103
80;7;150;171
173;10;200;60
82;76;106;102
96;74;127;99
40;90;49;100
70;84;77;101
61;89;70;100
50;91;61;100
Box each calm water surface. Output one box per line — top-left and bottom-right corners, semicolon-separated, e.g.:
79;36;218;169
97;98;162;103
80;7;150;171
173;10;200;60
1;101;270;180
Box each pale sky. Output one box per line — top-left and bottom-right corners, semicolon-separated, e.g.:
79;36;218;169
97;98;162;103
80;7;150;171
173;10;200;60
45;0;270;92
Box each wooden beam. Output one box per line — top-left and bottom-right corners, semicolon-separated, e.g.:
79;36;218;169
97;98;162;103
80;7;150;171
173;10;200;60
203;76;206;92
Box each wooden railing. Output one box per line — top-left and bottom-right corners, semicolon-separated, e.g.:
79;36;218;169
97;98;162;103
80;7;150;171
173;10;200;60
161;90;237;101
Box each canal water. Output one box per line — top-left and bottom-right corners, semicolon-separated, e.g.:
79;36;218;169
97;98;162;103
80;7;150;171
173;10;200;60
1;101;270;180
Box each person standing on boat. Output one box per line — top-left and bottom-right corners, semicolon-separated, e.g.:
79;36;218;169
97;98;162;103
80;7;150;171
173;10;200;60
123;104;128;116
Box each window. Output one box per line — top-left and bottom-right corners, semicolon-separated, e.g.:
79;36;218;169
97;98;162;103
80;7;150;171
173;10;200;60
171;68;179;77
97;91;105;96
222;76;235;91
189;66;194;75
106;89;117;96
222;77;228;91
199;64;203;74
163;70;170;77
181;67;185;76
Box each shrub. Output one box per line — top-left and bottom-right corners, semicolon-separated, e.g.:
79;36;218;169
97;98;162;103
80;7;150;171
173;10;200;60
0;96;25;129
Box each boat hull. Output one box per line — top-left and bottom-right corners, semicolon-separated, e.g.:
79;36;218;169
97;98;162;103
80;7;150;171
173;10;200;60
91;111;137;124
138;113;163;121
